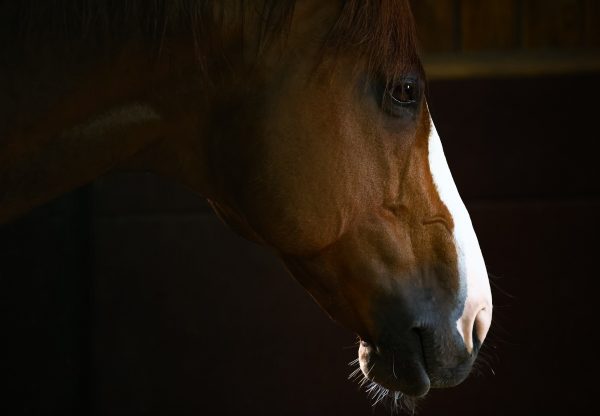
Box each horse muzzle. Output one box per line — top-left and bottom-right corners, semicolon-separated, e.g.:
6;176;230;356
359;332;430;397
358;323;478;398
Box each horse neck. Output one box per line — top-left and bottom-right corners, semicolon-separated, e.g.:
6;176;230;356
0;37;223;224
0;1;288;224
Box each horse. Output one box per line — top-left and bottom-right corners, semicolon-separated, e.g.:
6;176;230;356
0;0;493;408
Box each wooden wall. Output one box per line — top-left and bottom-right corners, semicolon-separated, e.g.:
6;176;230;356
410;0;600;52
410;0;600;78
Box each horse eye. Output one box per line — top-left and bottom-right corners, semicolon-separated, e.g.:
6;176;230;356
389;80;417;104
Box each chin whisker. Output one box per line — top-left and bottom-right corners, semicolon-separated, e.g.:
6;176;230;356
347;357;419;414
348;367;362;380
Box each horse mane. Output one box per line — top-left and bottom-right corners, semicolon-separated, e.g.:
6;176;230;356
328;0;421;81
0;0;420;81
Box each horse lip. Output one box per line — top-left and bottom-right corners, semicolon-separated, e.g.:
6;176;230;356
359;338;372;347
358;334;375;348
415;326;475;388
413;328;431;375
359;336;431;397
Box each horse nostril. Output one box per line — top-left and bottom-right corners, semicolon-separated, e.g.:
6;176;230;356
457;304;492;354
473;307;492;346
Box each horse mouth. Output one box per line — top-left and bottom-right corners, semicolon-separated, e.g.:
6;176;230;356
358;331;431;398
357;327;476;398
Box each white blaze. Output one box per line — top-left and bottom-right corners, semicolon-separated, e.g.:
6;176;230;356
427;115;493;353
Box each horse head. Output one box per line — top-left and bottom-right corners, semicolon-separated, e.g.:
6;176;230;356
0;0;493;403
205;0;493;400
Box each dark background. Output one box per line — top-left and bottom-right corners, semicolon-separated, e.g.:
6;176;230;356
2;1;600;415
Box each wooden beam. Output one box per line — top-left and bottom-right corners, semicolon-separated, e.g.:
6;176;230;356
423;50;600;80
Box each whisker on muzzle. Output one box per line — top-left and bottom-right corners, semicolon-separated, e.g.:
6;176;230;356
347;357;419;414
